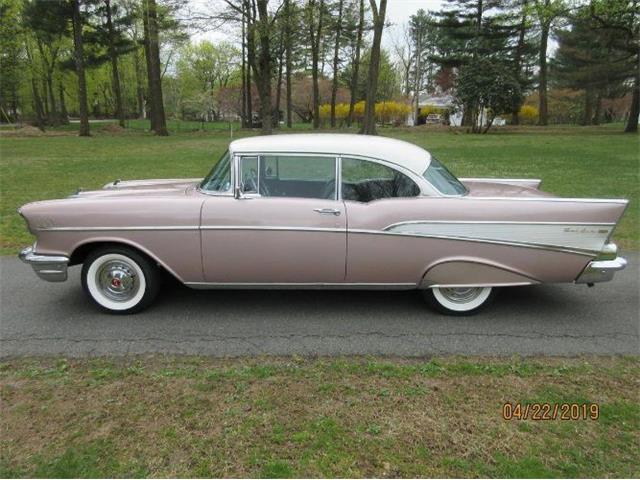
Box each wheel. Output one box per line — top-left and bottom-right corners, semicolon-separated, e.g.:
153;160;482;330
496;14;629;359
422;286;495;316
81;246;160;314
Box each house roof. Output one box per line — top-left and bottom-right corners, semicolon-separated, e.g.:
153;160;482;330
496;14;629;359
229;134;432;175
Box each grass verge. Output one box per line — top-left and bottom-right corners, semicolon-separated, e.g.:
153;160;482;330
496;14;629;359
1;356;638;477
1;124;638;254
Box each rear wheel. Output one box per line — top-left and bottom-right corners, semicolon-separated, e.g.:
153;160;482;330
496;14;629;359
81;246;160;314
422;286;494;316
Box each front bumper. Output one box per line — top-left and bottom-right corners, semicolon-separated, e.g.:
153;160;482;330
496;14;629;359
18;246;69;282
575;256;627;284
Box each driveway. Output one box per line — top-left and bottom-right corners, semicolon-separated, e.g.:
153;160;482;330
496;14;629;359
1;254;638;358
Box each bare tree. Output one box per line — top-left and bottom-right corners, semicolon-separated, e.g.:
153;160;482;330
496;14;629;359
330;0;344;128
143;0;169;135
284;0;293;127
105;0;125;127
360;0;386;135
71;0;90;136
308;0;325;129
347;0;364;127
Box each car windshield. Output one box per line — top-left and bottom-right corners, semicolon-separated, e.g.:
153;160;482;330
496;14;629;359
422;157;468;196
200;150;231;192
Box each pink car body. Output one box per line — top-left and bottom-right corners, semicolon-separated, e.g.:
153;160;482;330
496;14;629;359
18;134;628;314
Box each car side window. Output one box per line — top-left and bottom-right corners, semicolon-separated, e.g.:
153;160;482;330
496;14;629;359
240;155;337;199
341;157;420;202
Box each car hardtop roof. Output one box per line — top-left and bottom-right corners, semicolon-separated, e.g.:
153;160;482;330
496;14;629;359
229;133;432;175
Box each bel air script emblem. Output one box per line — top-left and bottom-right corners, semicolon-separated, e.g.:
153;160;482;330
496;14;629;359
563;227;609;234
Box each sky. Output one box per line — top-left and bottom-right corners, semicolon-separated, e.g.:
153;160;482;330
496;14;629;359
190;0;446;52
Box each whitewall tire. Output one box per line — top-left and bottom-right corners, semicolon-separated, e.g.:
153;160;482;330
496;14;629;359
81;247;160;314
423;286;495;316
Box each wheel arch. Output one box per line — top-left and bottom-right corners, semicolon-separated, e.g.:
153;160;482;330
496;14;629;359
69;238;185;283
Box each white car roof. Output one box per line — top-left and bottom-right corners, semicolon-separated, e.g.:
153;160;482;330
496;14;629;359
229;133;432;175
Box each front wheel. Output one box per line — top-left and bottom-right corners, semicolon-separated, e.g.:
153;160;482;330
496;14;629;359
422;286;495;316
81;247;160;314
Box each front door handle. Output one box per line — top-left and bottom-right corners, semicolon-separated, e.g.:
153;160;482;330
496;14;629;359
313;207;341;216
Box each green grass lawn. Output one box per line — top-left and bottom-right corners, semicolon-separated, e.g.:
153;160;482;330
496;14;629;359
0;124;638;254
1;356;638;478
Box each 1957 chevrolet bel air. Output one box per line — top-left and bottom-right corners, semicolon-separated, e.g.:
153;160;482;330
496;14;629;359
18;134;628;315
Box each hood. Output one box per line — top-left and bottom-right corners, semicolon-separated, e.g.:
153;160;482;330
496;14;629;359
71;178;202;199
462;180;555;198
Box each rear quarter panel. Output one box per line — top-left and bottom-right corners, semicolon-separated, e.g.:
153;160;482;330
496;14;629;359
344;196;627;286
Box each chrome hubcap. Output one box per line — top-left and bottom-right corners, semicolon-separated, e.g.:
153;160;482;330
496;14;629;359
439;287;484;304
97;260;139;302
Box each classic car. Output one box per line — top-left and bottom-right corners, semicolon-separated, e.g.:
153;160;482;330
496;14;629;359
18;134;628;315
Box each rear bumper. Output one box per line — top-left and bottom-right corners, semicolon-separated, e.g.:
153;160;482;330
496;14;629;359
575;256;627;284
18;245;69;282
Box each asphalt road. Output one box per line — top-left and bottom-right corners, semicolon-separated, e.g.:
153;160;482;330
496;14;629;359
1;254;638;358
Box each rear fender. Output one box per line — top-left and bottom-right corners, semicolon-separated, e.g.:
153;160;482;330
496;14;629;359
420;257;540;288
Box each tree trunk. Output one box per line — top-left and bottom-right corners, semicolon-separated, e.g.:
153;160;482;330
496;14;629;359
347;0;364;127
275;27;285;127
248;0;273;135
330;0;344;128
58;84;69;124
624;61;639;133
241;3;247;128
72;0;90;136
285;0;293;128
26;43;45;130
583;87;594;126
360;0;387;135
592;92;602;125
413;29;422;125
143;0;168;135
511;0;527;125
538;21;549;126
245;0;254;128
105;0;125;127
36;40;58;124
310;0;324;129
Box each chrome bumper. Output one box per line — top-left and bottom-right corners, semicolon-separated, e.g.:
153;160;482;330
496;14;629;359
18;246;69;282
575;257;627;284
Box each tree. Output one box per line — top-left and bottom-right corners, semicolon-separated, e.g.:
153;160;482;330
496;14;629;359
23;0;72;125
0;0;23;122
284;0;294;127
307;0;325;129
142;0;168;135
347;0;364;127
360;0;386;135
71;0;90;136
408;9;436;123
329;0;344;128
589;0;639;133
456;57;522;133
533;0;566;125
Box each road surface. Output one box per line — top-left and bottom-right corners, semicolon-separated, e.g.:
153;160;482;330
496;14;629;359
1;254;638;358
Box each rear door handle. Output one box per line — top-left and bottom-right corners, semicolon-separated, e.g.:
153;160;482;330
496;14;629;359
314;208;341;216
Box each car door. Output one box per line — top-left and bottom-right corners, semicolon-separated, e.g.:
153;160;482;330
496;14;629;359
341;156;428;285
200;153;346;284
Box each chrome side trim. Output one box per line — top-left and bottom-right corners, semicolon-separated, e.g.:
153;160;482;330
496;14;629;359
38;226;200;232
38;224;602;256
201;226;344;233
428;282;534;288
459;178;542;183
18;245;69;282
445;197;628;204
185;282;417;290
384;220;616;227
